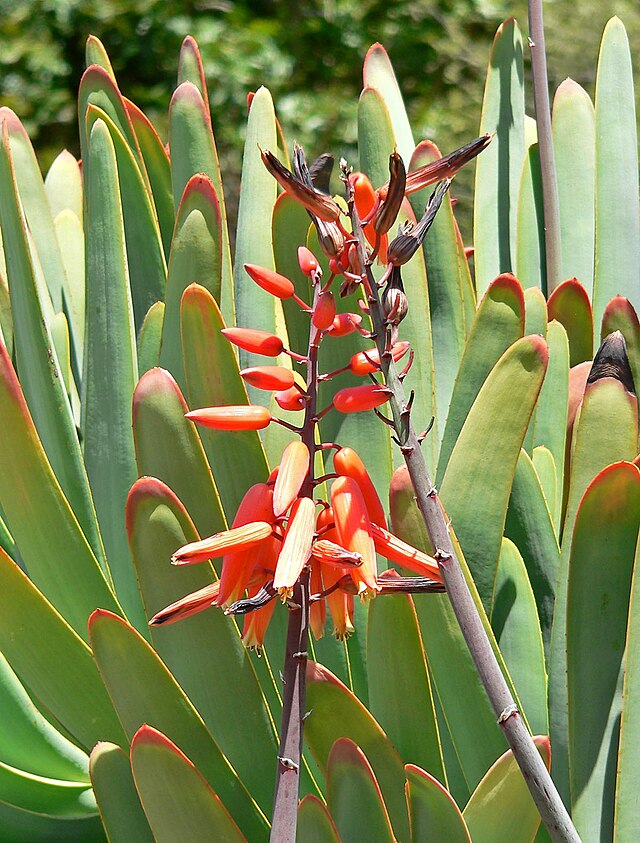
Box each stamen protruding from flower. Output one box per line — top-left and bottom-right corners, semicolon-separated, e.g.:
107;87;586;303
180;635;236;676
244;264;295;299
260;149;341;221
149;581;221;626
333;447;388;529
186;405;272;430
172;521;273;566
273;441;311;517
349;341;410;376
330;476;378;594
274;496;316;595
221;327;284;357
332;384;391;414
240;366;295;391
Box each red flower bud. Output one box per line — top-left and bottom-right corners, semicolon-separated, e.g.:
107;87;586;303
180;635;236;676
221;327;284;357
275;385;306;411
240;366;295;391
185;405;271;430
349;341;410;376
327;313;362;337
298;246;319;277
312;291;337;330
244;264;295;299
333;447;387;529
332;384;391;413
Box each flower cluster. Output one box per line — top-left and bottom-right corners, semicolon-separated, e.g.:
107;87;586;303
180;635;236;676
152;137;489;648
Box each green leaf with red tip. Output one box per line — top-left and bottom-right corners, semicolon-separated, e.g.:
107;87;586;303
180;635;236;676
0;548;125;750
0;762;96;819
126;477;278;811
504;449;560;660
85;105;166;331
0;120;106;571
601;296;640;400
90;742;154;843
367;588;445;781
362;43;414;165
125;98;174;258
567;462;640;839
549;377;638;804
88;610;268;841
304;662;410;842
0;341;119;638
326;738;395;843
516;143;546;292
552;79;595;295
130;726;248;843
297;795;340;843
272;193;312;357
160;175;222;388
437;274;524;481
133;369;226;537
358;85;398;188
473;19;525;296
409;141;471;431
181;284;269;518
137;301;165;376
177;37;209;115
547;278;593;366
440;335;548;608
593;18;640;331
462;736;550;843
233;86;278;374
83;118;146;634
405;765;471;843
0;107;70;313
85;35;116;80
45;148;83;221
490;538;548;736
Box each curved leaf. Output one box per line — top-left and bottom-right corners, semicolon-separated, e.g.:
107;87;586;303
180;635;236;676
362;42;414;164
405;764;471;843
547;278;593;366
0;761;96;818
90;742;154;843
297;795;340;843
137;301;165;376
601;296;640;402
516;143;545;291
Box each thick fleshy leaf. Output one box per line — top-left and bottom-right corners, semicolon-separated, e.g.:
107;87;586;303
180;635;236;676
83;118;145;633
131;726;247;843
125;98;174;258
601;296;640;400
52;208;84;380
85;104;166;331
160;174;222;389
177;36;209;110
85;35;116;79
437;274;524;481
523;286;547;338
44;149;83;222
0;120;105;569
0;802;104;842
490;539;548;736
327;738;395;843
531;446;557;528
127;477;277;813
547;278;593;366
593;18;640;330
181;284;269;518
90;743;154;843
516;143;545;291
462;736;550;843
0;761;96;818
89;610;268;841
137;301;165;376
549;376;638;803
297;795;340;843
362;42;414;164
233;87;278;374
504;449;559;659
0;548;125;750
132;369;226;536
0;269;13;358
552;79;595;295
440;335;548;608
0;342;119;638
367;588;445;781
473;19;525;295
405;765;471;843
567;462;640;839
305;661;409;842
409;141;470;429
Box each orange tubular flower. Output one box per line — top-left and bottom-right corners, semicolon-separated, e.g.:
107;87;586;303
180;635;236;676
241;578;278;651
273;441;310;517
273;496;316;596
333;447;388;529
149;581;221;626
244;264;295;299
275;386;306;412
171;521;273;566
221;327;284;357
312;291;337;331
332;384;391;414
186;405;271;431
330;476;378;595
322;558;355;639
240;366;295;391
370;522;442;583
349;341;410;376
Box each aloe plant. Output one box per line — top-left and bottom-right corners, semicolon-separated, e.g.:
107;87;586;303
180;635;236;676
0;14;638;843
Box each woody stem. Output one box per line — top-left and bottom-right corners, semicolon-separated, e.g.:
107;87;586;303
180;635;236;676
270;284;322;842
346;185;580;843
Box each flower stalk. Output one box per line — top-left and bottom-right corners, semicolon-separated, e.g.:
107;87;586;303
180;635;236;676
345;171;581;843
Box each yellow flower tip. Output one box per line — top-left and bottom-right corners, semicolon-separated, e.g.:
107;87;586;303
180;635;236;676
273;440;311;517
278;586;294;603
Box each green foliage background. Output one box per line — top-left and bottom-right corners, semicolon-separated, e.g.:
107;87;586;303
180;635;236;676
2;0;640;236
